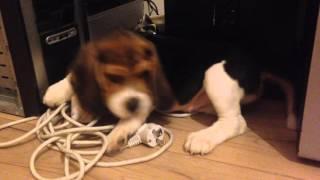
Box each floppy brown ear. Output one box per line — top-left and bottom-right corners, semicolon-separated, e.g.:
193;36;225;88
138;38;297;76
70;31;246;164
70;43;106;117
152;52;176;111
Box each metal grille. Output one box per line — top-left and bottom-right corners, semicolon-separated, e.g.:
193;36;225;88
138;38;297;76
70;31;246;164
0;11;24;116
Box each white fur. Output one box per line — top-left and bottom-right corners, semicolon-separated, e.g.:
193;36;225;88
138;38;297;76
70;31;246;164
43;75;93;123
106;115;148;153
107;88;153;120
185;61;247;155
43;75;73;107
71;95;80;120
105;88;152;152
42;73;151;153
70;95;94;123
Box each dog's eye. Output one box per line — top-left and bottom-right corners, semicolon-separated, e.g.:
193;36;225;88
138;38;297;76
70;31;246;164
138;70;150;80
106;74;125;84
98;52;108;63
144;48;153;60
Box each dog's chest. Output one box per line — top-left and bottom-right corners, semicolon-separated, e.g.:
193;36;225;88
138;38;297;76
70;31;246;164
157;47;261;106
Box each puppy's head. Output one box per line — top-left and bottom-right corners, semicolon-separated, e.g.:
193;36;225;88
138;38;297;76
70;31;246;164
70;30;173;120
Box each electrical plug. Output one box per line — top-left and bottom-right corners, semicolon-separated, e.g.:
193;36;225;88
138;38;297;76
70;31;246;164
127;123;165;148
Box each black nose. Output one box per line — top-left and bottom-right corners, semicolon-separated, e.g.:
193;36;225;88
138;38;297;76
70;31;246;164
126;97;139;112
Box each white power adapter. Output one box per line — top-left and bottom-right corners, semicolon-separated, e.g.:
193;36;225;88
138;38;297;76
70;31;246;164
127;123;165;148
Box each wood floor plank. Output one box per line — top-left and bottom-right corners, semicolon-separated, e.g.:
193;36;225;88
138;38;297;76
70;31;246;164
0;112;21;121
0;99;319;179
167;129;320;180
152;100;320;180
87;151;296;180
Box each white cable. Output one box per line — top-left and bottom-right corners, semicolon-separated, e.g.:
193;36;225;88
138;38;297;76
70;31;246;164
156;110;196;118
0;103;173;180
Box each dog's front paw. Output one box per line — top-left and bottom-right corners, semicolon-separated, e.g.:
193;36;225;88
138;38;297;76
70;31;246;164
43;78;73;107
185;117;247;155
70;96;94;123
105;117;146;155
105;129;128;155
184;128;218;155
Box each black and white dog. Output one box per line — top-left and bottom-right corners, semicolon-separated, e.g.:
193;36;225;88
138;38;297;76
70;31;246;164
43;30;296;155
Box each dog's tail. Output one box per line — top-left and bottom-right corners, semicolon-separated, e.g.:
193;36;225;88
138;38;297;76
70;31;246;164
260;72;297;130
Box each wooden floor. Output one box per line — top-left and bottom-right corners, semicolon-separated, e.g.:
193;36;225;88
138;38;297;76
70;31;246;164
0;99;319;180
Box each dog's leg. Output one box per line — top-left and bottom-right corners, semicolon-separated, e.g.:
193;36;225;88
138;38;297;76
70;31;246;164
184;61;247;155
106;115;148;154
70;95;94;123
43;74;73;107
262;73;297;130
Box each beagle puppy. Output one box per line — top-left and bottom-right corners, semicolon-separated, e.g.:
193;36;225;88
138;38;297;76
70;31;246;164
43;30;296;155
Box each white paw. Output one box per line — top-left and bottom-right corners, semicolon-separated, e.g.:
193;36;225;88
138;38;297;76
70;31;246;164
71;96;81;120
238;115;248;134
184;128;218;155
43;78;73;107
71;96;94;123
184;117;247;155
105;117;147;154
286;113;297;130
106;129;128;154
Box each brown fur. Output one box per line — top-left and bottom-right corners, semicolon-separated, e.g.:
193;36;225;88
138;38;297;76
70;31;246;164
70;30;175;122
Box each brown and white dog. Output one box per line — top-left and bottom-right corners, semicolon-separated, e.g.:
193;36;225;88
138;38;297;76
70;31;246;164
43;30;296;155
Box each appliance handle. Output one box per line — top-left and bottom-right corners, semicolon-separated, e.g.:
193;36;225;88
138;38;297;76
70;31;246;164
45;27;78;45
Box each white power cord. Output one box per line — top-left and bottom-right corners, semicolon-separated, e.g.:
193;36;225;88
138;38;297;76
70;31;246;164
127;123;165;147
156;110;195;118
0;103;173;180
